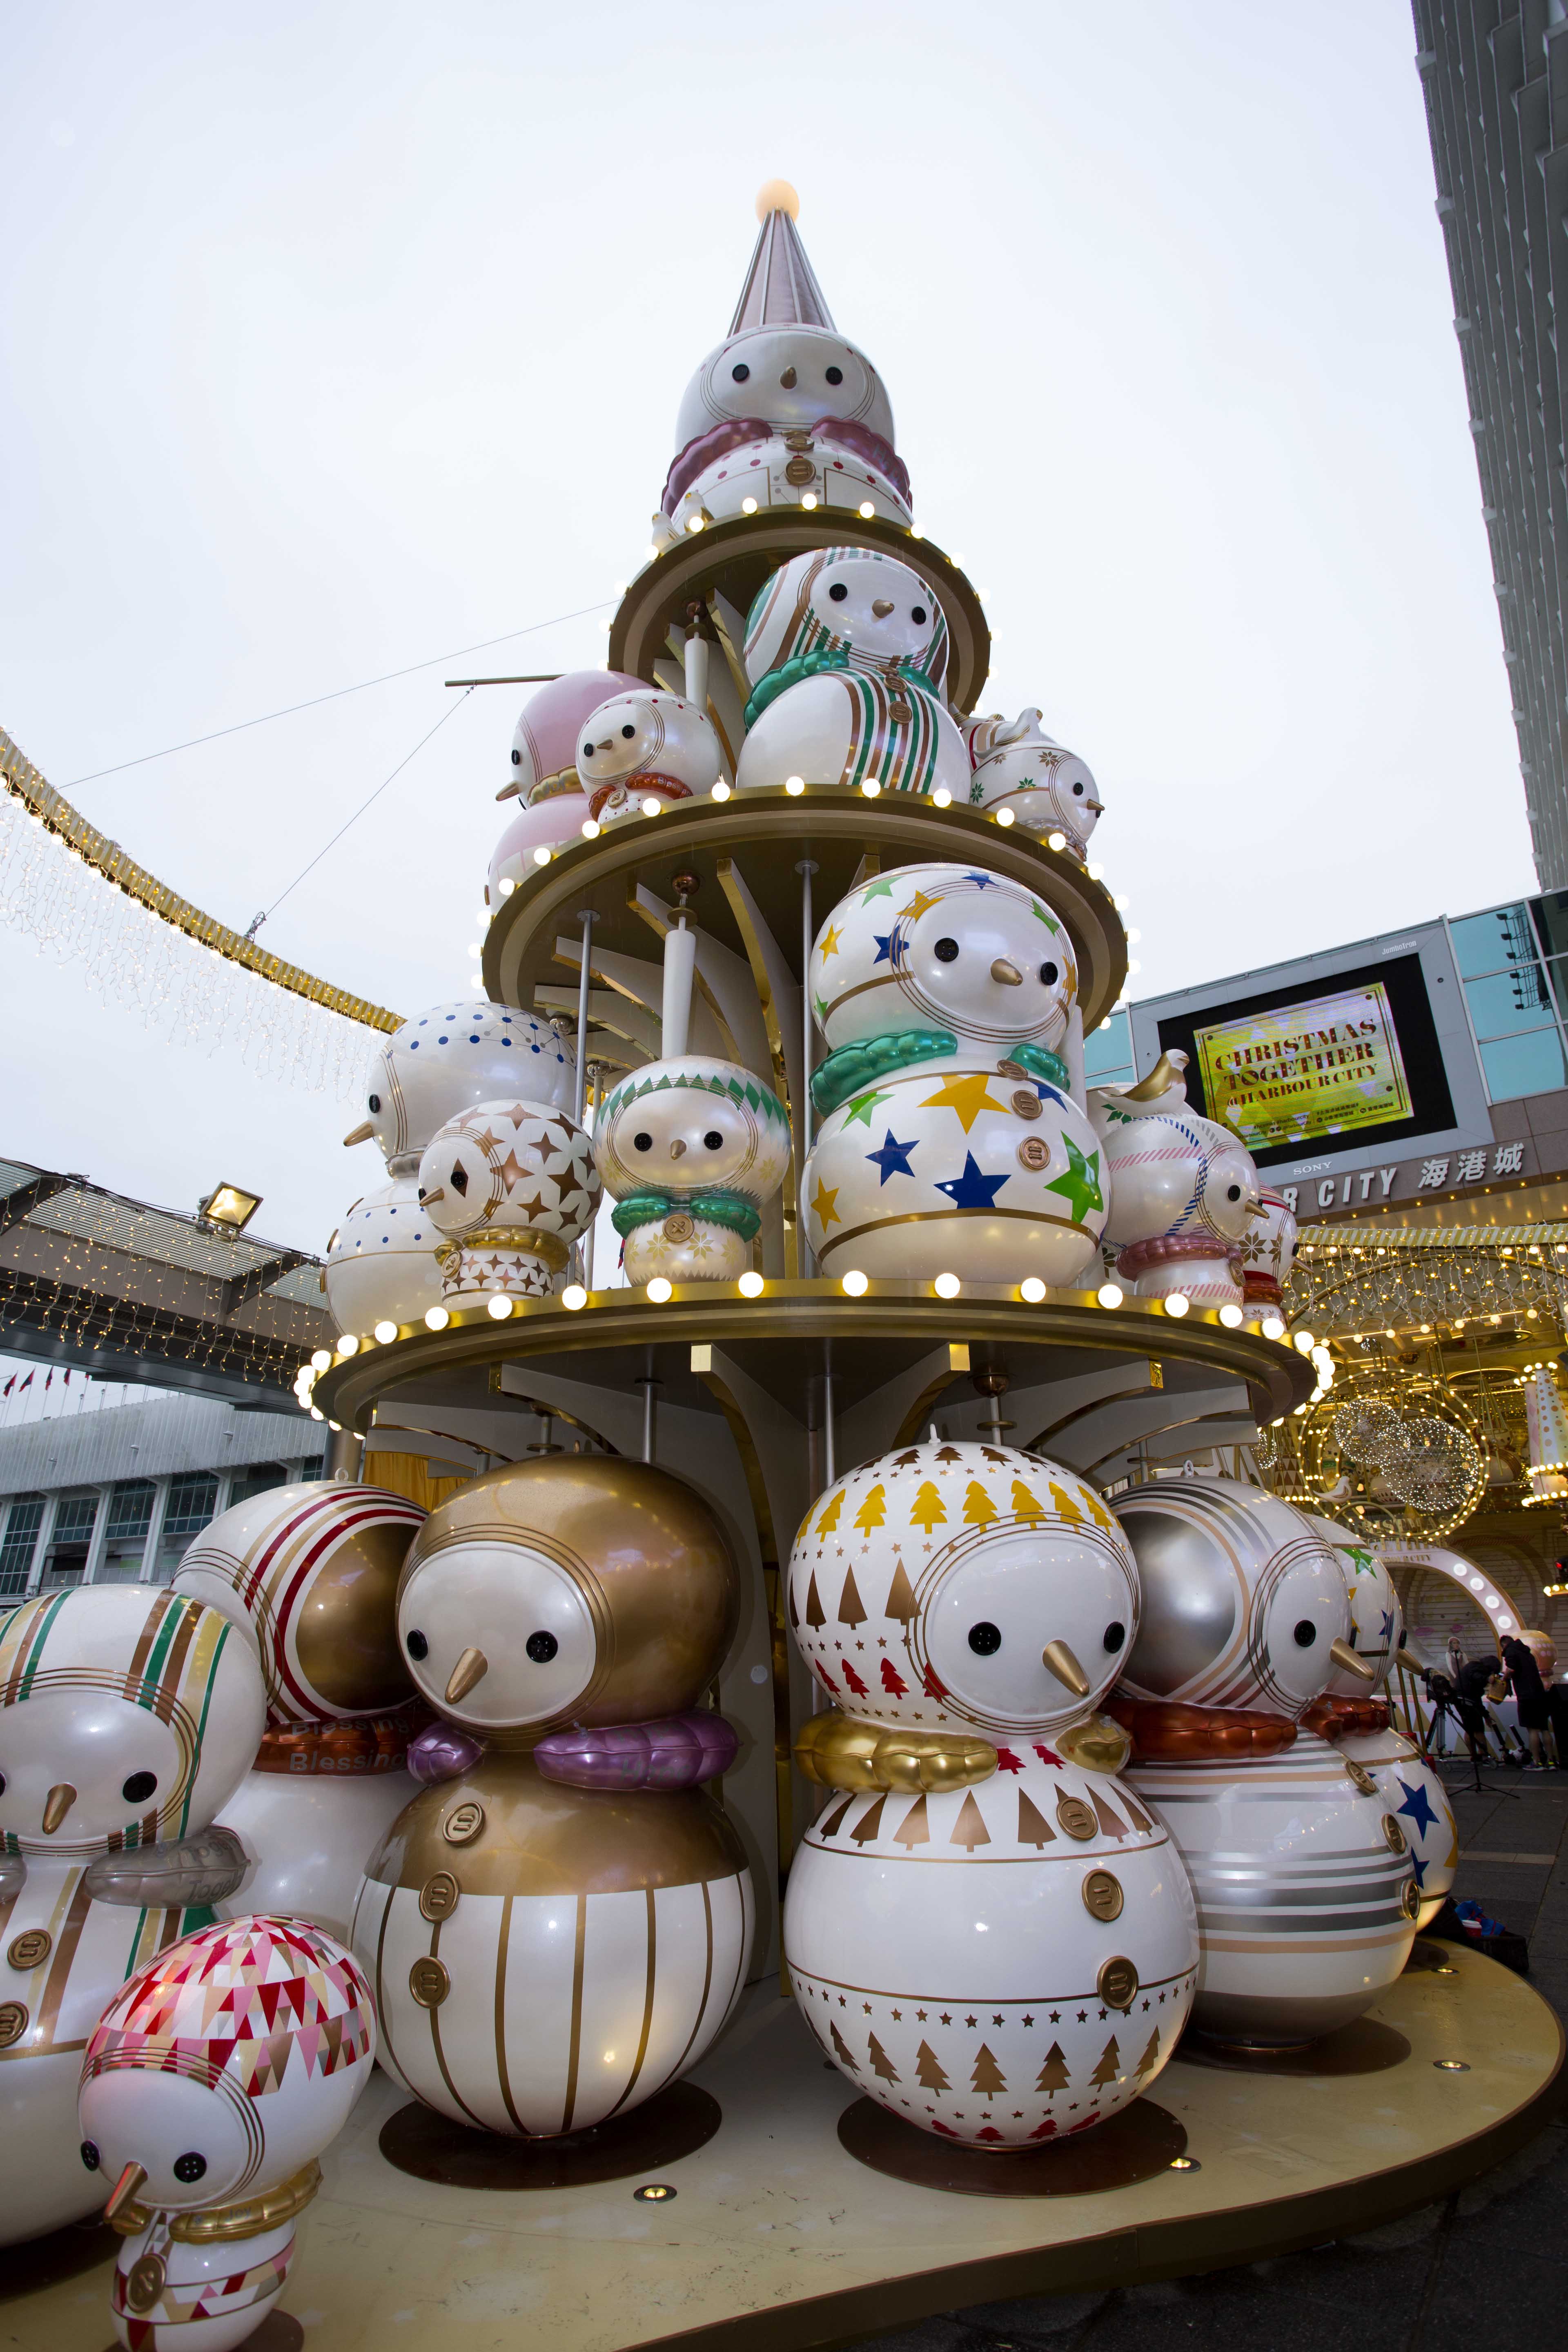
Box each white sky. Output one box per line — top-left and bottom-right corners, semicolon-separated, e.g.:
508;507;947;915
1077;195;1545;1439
0;0;1534;1256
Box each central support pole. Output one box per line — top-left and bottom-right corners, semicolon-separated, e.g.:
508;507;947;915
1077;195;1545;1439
795;860;819;1278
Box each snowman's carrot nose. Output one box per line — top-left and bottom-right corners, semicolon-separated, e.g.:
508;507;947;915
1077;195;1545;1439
104;2163;146;2224
991;959;1022;985
871;598;895;617
1330;1637;1376;1684
780;365;797;388
669;1139;688;1160
41;1783;75;1835
1042;1641;1091;1698
343;1121;374;1146
445;1648;489;1706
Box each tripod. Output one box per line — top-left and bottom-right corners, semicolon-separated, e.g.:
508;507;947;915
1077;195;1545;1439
1426;1690;1519;1800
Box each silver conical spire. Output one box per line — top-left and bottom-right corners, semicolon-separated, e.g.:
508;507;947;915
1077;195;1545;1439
728;186;834;335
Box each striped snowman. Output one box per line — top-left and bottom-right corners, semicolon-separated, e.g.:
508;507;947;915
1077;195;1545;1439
1090;1052;1261;1308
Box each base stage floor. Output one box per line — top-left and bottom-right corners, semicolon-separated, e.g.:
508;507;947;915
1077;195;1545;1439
9;1940;1562;2352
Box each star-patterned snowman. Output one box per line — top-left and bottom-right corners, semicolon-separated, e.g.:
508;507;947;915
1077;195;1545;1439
783;1439;1198;2148
801;862;1107;1284
417;1098;600;1303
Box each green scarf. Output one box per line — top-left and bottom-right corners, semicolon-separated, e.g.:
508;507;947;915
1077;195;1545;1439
811;1032;1072;1120
611;1189;763;1241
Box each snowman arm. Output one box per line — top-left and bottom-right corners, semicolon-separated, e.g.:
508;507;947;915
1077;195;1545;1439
742;646;849;731
1299;1693;1390;1743
1008;1040;1074;1094
1102;1693;1296;1761
795;1709;996;1792
534;1711;739;1792
809;1029;958;1119
83;1824;248;1909
610;1191;676;1237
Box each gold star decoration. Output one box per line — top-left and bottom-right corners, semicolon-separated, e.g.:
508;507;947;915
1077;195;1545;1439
919;1070;1007;1133
812;1178;842;1229
818;922;843;961
900;888;942;920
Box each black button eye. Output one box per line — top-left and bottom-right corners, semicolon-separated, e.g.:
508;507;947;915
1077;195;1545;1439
1039;961;1058;985
968;1622;1002;1655
633;1131;653;1152
934;937;959;963
406;1630;428;1661
511;748;521;765
1227;1184;1242;1202
825;365;843;385
173;2153;207;2185
526;1631;559;1664
80;2142;100;2172
122;1772;158;1805
828;581;849;602
703;1130;725;1150
450;1163;468;1195
582;741;595;760
911;605;927;625
731;361;750;381
368;1094;381;1113
1071;780;1084;794
1293;1620;1317;1648
621;723;635;739
1103;1622;1126;1653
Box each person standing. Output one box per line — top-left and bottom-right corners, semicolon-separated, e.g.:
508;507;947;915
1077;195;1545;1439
1500;1634;1552;1771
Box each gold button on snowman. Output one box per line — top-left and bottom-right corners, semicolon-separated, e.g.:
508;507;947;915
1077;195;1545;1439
783;1440;1198;2150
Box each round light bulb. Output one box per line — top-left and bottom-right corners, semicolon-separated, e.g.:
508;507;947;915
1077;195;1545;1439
373;1320;398;1345
1020;1276;1047;1303
487;1294;513;1319
861;777;882;798
561;1284;587;1311
424;1306;450;1331
840;1270;869;1297
336;1334;359;1356
1097;1282;1124;1309
1263;1315;1285;1340
801;492;818;510
647;1276;673;1303
858;500;875;519
741;496;758;514
1219;1302;1243;1327
785;775;806;795
931;786;952;808
1087;862;1105;881
1164;1292;1190;1317
641;796;662;817
1047;830;1067;851
310;1405;325;1421
581;818;600;838
500;877;515;895
996;806;1015;828
738;1270;765;1297
1294;1330;1316;1354
466;942;480;958
533;845;551;866
328;1421;342;1434
310;1349;332;1372
686;515;705;533
934;1272;961;1299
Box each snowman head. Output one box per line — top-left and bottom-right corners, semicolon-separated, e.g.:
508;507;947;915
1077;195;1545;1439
812;863;1076;1055
1115;1479;1350;1718
967;714;1103;849
1307;1517;1402;1694
593;1056;791;1205
396;1457;738;1738
787;1441;1139;1740
416;1100;600;1246
744;549;948;690
80;1916;376;2211
504;668;645;804
675;325;895;453
349;1004;574;1174
575;692;723;821
0;1588;265;1858
1094;1100;1260;1251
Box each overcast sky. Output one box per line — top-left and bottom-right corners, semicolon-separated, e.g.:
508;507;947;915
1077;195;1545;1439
0;0;1532;1256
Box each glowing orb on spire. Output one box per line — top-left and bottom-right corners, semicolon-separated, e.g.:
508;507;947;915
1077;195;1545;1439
755;179;800;221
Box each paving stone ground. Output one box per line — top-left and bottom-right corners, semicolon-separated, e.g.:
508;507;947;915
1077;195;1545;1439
848;1767;1568;2352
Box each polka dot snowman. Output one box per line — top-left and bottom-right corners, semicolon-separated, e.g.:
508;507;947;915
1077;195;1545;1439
574;690;724;824
735;549;970;800
1090;1052;1261;1308
417;1098;600;1303
592;1054;792;1283
324;1174;444;1336
783;1439;1198;2149
965;710;1104;858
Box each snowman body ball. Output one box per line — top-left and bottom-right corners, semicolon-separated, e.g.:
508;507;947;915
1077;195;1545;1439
353;1457;752;2139
417;1097;600;1304
802;864;1106;1285
80;1914;376;2352
1090;1052;1261;1308
576;691;724;824
785;1441;1198;2147
735;548;970;801
965;710;1103;857
0;1588;264;2245
593;1055;791;1282
1110;1478;1419;2047
173;1480;429;1940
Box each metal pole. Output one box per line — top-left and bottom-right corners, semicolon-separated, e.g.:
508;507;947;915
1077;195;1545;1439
583;1063;600;1294
796;860;818;1277
822;1363;835;1486
639;1349;658;1464
573;910;597;1122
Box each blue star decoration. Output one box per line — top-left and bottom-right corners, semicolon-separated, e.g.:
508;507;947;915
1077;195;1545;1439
934;1153;1010;1210
1378;1608;1394;1645
1409;1852;1429;1889
963;871;997;889
1395;1777;1439;1839
872;927;907;967
865;1129;919;1185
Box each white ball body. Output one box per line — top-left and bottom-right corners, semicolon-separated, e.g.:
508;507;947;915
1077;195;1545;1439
488;789;594;900
674;323;897;456
671;425;911;532
737;668;969;800
357;1004;574;1174
107;2216;296;2352
213;1769;418;1943
1336;1727;1457;1929
325;1173;444;1335
805;1062;1106;1287
575;692;723;824
811;865;1077;1057
622;1217;749;1284
966;713;1102;855
785;1759;1197;2147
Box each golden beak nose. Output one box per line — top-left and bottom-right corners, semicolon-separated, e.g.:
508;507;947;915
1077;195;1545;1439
1330;1636;1376;1684
1042;1640;1091;1698
1395;1646;1424;1674
871;598;895;618
669;1138;688;1160
41;1783;76;1836
991;958;1023;985
104;2163;147;2225
342;1121;374;1146
445;1647;489;1706
780;365;797;388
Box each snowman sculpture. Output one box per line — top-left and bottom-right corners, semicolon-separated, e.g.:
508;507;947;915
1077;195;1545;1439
802;862;1107;1285
1240;1188;1297;1321
735;548;970;802
352;1456;752;2139
331;1001;576;1340
575;690;724;823
593;1054;792;1283
417;1096;600;1304
0;1587;265;2245
1090;1051;1261;1309
965;711;1103;858
784;1439;1198;2147
1304;1518;1456;1931
80;1914;376;2352
1109;1476;1420;2047
490;667;647;893
173;1480;430;1940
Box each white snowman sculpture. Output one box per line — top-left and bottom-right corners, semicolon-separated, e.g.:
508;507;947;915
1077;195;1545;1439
0;1586;265;2245
575;690;724;824
490;666;646;893
417;1096;600;1304
592;1055;792;1282
80;1913;376;2352
1110;1477;1420;2047
802;862;1107;1285
331;1002;576;1338
1305;1517;1457;1931
965;711;1104;858
1240;1186;1298;1322
1090;1051;1261;1309
352;1457;752;2139
784;1439;1199;2148
173;1480;430;1941
735;548;971;802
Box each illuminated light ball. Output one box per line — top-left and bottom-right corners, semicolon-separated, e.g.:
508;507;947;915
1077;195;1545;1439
647;1277;674;1303
686;515;705;533
1294;1330;1316;1355
311;1406;325;1421
337;1333;359;1356
487;1294;513;1320
581;819;600;838
561;1284;588;1311
1020;1276;1047;1303
801;492;819;509
641;796;662;817
739;1270;765;1297
373;1320;398;1345
1097;1282;1124;1309
532;845;551;866
1048;830;1067;850
858;500;875;519
840;1270;869;1297
742;496;758;514
711;780;732;801
424;1305;450;1330
1164;1292;1190;1317
1219;1302;1244;1327
1263;1315;1286;1340
310;1349;332;1372
933;1272;961;1299
1087;862;1105;880
785;776;806;796
861;776;882;797
932;786;952;807
995;806;1015;827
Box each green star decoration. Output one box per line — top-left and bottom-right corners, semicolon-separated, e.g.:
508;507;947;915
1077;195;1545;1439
860;878;897;900
1345;1547;1377;1578
1044;1138;1103;1222
1031;901;1062;933
842;1088;892;1129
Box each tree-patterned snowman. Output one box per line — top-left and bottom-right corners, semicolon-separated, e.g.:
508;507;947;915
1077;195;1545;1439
802;863;1106;1284
784;1440;1198;2149
417;1097;600;1303
592;1056;792;1282
0;1588;265;2245
735;548;970;800
964;710;1104;857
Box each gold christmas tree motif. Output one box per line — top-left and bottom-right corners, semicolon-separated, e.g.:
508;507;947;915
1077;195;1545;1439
838;1566;868;1625
891;1795;930;1848
1134;2028;1161;2079
816;1489;844;1536
915;2040;951;2091
849;1795;888;1844
970;2044;1007;2097
830;2022;860;2070
962;1480;998;1527
805;1573;826;1628
1047;1480;1082;1524
910;1481;947;1533
1088;1786;1129;1841
1034;2042;1071;2094
817;1794;854;1838
1017;1789;1058;1846
1118;1787;1154;1834
1079;1486;1118;1533
788;1578;800;1628
853;1483;887;1531
1089;2036;1122;2090
949;1791;991;1851
884;1559;918;1621
868;2033;901;2084
1010;1478;1047;1521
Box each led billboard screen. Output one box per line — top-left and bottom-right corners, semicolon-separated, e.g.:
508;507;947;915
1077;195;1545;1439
1192;981;1413;1154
